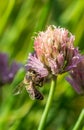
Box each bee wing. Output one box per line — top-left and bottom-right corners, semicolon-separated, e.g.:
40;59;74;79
13;82;24;95
25;82;44;100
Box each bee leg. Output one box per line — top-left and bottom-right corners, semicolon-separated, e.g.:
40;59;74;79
25;82;44;100
25;82;35;100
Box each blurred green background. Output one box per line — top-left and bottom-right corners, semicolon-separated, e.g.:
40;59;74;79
0;0;84;130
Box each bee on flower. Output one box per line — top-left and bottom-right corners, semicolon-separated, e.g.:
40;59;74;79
21;25;83;100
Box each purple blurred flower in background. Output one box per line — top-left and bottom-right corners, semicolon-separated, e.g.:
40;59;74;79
66;58;84;94
0;53;21;86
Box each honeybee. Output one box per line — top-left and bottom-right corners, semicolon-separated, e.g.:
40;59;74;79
14;71;44;100
24;71;44;100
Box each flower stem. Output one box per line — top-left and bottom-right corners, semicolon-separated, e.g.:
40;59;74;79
72;109;84;130
38;76;57;130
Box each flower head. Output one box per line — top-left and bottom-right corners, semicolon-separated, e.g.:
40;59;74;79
34;25;81;75
66;58;84;94
24;25;83;100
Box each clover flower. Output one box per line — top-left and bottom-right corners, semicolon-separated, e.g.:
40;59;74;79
0;53;21;86
34;25;81;75
66;59;84;94
24;25;83;100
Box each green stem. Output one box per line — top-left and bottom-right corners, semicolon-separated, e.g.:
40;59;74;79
38;76;57;130
72;109;84;130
